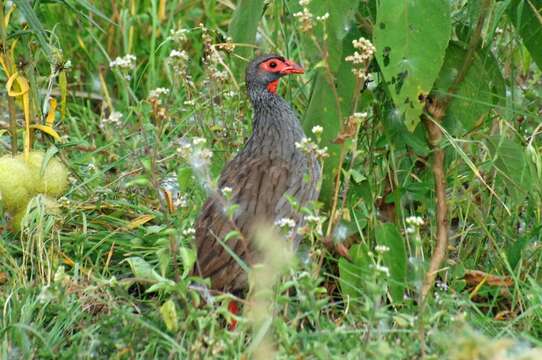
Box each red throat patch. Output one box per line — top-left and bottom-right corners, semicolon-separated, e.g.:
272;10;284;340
227;300;239;331
267;79;280;93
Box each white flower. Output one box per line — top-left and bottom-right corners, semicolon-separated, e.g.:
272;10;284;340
352;37;376;55
149;87;170;98
405;226;416;234
86;163;96;172
311;125;323;135
316;12;330;21
406;216;424;227
295;137;310;150
374;264;390;276
103;111;123;125
174;194;188;208
299;0;311;6
170;28;189;43
109;54;136;70
275;217;296;229
305;214;324;223
375;245;390;253
169;49;188;60
293;7;314;32
316;146;329;158
192;137;207;145
352;112;368;120
182;228;196;236
221;186;233;197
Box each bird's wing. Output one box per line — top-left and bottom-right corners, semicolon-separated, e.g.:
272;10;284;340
194;157;291;289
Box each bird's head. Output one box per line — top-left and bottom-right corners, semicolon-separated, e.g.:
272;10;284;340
245;54;304;97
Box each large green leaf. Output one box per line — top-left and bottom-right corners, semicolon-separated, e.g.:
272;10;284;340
433;44;505;134
375;223;407;303
228;0;266;75
507;0;542;70
486;136;536;202
373;0;451;131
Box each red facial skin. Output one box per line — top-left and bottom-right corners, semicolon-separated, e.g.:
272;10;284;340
258;58;304;93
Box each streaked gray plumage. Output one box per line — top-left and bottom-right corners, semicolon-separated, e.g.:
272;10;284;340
194;54;320;292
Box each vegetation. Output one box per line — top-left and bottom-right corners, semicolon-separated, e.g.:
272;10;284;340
1;0;542;358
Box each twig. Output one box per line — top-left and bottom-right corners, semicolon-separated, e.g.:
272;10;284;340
420;0;491;303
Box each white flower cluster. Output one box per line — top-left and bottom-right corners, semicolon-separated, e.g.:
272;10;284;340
168;49;189;76
293;0;329;32
177;137;213;172
375;245;390;253
345;37;375;80
316;13;330;21
406;216;424;227
295;137;329;159
221;186;233;197
275;217;296;229
216;36;236;53
169;49;189;60
109;54;136;70
311;125;323;135
305;214;325;223
205;51;229;82
405;216;424;235
293;7;314;32
182;228;196;237
102;111;123;126
374;264;390;276
149;87;170;99
192;137;207;145
352;112;368;120
170;28;189;43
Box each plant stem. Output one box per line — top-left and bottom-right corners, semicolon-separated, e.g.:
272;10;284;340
418;0;491;357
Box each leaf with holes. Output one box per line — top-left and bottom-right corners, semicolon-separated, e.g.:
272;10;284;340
374;0;451;131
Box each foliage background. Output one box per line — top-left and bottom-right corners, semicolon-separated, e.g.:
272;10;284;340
1;0;542;358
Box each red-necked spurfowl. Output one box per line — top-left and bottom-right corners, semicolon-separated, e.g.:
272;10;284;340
194;54;320;294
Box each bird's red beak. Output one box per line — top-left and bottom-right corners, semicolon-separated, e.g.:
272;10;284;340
280;59;304;75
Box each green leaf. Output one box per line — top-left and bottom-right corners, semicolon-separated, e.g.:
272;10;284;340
507;0;542;70
506;226;541;269
228;0;266;74
375;223;407;303
486;136;536;201
13;0;51;55
433;44;505;134
373;0;451;130
125;256;174;286
338;243;371;305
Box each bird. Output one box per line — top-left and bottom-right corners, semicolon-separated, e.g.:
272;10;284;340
194;54;320;297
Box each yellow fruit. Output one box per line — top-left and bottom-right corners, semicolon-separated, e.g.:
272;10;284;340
0;156;33;211
16;151;69;197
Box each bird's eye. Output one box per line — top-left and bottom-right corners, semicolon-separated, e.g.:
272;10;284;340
269;61;277;68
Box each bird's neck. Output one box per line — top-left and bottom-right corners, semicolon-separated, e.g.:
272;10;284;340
245;91;305;158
